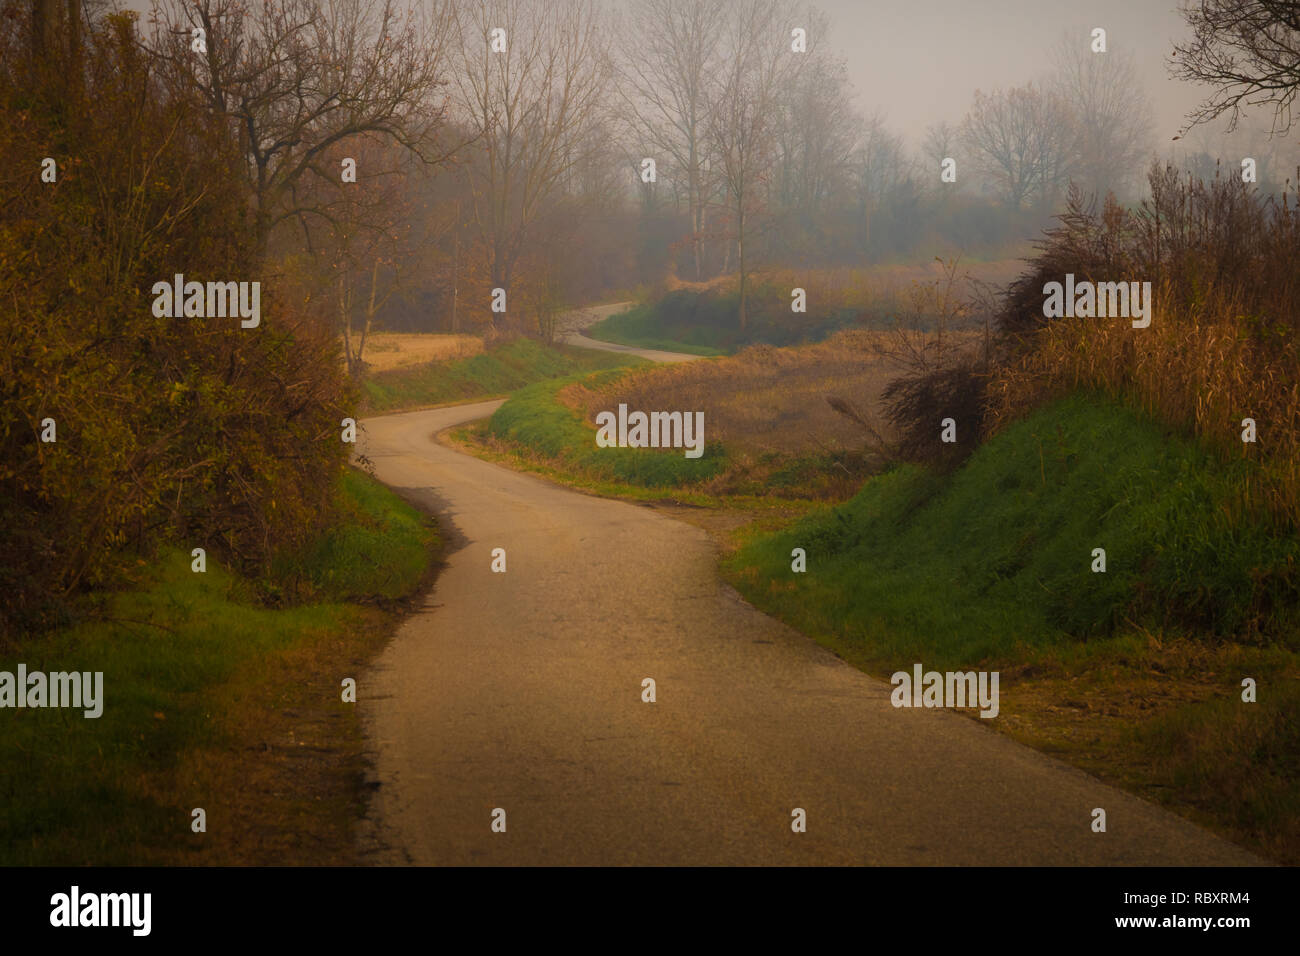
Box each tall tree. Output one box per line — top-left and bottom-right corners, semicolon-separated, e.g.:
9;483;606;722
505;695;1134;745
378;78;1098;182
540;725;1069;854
770;43;855;225
962;83;1075;210
922;121;957;182
852;115;914;253
1049;35;1153;200
452;0;611;324
148;0;456;258
707;0;801;330
615;0;726;280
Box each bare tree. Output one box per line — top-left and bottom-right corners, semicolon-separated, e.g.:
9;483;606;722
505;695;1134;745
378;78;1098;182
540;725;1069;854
707;0;801;330
1171;0;1300;137
452;0;611;325
614;0;726;280
962;83;1075;209
328;141;417;377
770;42;856;220
1049;35;1153;201
852;114;914;250
922;120;957;180
148;0;456;258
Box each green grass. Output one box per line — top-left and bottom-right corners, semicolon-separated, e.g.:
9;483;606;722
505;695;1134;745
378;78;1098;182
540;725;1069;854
584;304;727;356
362;338;635;413
270;469;429;602
724;393;1300;667
0;468;434;865
486;369;728;488
586;291;859;355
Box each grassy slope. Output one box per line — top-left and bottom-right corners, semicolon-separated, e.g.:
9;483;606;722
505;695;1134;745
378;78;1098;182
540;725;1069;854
585;295;858;355
0;469;434;865
584;304;727;356
486;369;728;488
363;338;634;413
723;394;1300;861
725;394;1300;660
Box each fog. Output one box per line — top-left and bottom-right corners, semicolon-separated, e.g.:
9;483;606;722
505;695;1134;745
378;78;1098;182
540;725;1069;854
819;0;1205;147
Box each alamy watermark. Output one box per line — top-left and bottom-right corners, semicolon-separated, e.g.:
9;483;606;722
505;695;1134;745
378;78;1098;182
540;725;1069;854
152;273;260;328
0;665;103;718
50;886;150;936
595;403;705;459
891;663;999;719
1043;273;1152;328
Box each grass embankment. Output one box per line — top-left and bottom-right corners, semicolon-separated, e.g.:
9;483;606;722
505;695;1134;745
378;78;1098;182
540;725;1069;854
362;337;633;413
584;303;728;356
586;292;858;354
724;394;1300;863
0;469;435;865
481;369;727;489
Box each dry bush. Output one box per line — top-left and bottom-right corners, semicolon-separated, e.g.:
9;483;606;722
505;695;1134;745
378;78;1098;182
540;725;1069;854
854;259;998;468
882;358;989;468
989;167;1300;527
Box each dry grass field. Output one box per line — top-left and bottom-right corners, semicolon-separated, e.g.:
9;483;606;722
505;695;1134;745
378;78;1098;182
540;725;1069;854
355;333;484;372
664;257;1027;305
560;329;984;459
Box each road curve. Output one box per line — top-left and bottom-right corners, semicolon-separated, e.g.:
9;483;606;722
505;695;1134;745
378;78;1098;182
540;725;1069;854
557;301;701;364
355;313;1259;866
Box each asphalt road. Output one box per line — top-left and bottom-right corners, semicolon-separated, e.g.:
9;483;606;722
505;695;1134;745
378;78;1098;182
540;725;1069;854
355;306;1259;865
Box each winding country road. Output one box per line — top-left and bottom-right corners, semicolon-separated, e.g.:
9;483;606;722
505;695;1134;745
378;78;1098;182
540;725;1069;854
355;304;1258;866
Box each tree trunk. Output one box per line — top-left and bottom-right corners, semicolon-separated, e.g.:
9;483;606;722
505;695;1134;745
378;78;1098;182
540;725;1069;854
339;274;356;376
737;206;747;332
688;141;702;280
357;260;379;372
450;231;459;333
65;0;79;68
30;0;56;60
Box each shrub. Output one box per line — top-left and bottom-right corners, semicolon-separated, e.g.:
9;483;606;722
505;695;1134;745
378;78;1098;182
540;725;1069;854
0;10;353;638
989;168;1300;528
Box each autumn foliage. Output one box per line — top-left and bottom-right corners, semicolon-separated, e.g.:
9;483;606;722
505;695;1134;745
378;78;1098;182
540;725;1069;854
987;168;1300;528
0;7;354;637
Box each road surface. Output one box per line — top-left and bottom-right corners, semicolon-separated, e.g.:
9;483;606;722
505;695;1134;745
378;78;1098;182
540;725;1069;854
355;305;1259;865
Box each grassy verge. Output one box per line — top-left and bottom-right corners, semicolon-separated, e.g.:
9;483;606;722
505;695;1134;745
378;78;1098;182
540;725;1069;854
484;369;729;488
0;468;436;865
362;337;634;413
585;290;861;354
585;304;727;356
722;394;1300;863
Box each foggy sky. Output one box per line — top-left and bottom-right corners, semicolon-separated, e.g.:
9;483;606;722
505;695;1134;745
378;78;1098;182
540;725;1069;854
815;0;1282;155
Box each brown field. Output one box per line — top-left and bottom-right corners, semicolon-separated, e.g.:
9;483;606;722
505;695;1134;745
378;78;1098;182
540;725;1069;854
564;331;900;456
664;257;1028;304
563;329;983;459
354;333;484;372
